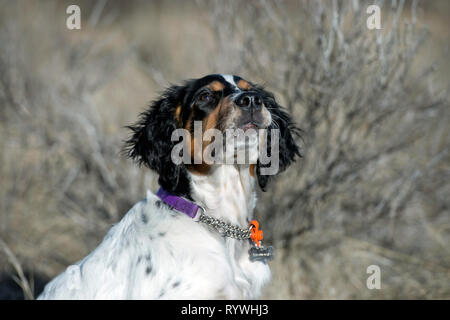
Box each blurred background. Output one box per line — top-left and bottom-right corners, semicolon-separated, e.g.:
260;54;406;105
0;0;449;299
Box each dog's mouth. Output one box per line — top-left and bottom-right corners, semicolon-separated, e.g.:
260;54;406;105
241;122;258;132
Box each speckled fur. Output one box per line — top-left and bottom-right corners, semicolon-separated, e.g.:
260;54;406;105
38;170;270;299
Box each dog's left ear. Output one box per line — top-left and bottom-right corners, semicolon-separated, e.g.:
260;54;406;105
256;92;301;191
123;85;191;196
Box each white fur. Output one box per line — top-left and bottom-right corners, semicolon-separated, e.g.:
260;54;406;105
38;164;270;300
221;74;238;89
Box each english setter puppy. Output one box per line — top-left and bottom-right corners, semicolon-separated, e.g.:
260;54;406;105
38;74;300;300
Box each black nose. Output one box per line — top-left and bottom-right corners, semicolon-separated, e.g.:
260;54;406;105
236;93;263;110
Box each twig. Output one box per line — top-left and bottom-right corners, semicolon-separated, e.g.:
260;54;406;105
0;238;34;300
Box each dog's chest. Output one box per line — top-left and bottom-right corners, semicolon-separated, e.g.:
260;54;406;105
37;197;271;299
132;223;270;299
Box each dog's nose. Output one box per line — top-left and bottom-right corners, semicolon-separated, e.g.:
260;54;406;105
236;92;263;111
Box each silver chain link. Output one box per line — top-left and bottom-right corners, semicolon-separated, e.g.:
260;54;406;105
198;211;252;240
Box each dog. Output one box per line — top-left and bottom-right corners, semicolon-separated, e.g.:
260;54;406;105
38;74;300;299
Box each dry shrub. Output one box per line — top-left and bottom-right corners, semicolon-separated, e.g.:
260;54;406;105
0;0;156;288
206;0;450;298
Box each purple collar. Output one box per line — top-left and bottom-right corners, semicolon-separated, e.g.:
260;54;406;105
156;187;204;220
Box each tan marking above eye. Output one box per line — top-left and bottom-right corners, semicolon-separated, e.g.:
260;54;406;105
237;79;251;90
207;81;225;92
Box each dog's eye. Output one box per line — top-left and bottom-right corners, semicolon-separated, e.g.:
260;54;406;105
199;92;212;102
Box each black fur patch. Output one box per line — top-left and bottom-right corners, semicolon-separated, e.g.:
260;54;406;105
145;266;152;275
123;85;191;197
255;88;302;191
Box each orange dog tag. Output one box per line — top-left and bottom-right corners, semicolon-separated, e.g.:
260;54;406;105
250;220;263;247
248;220;274;262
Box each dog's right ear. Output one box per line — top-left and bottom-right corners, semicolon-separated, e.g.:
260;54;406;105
124;85;190;195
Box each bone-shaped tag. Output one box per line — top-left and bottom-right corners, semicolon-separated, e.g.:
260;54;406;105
249;245;274;262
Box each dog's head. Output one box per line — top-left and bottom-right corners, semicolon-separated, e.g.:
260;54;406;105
124;74;300;196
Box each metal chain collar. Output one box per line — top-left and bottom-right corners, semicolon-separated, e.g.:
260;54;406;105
198;211;252;240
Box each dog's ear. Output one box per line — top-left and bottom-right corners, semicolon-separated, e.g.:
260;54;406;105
124;85;190;195
256;92;301;191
